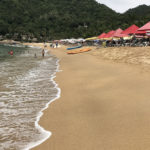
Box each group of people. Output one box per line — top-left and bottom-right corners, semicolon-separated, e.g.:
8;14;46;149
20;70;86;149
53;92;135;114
50;42;58;48
34;49;45;58
85;37;150;48
102;37;150;47
8;49;45;58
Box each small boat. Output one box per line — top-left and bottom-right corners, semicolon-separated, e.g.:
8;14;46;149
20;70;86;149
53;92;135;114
67;45;82;50
67;48;91;54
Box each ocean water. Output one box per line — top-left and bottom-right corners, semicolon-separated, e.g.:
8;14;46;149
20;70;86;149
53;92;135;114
0;44;60;150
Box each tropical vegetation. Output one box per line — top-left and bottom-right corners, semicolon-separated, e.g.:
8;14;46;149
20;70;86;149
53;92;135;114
0;0;150;41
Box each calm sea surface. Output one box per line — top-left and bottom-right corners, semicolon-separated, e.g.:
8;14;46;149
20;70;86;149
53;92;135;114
0;44;59;150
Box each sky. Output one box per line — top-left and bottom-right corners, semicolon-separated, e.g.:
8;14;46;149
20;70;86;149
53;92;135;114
96;0;150;13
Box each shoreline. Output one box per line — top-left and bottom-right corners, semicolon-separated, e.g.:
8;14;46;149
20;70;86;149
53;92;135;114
25;59;61;150
22;43;150;150
0;44;61;150
20;44;62;150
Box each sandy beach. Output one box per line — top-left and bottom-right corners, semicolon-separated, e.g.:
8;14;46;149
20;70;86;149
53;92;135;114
27;43;150;150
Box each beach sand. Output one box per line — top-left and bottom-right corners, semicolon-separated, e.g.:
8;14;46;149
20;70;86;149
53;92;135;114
29;44;150;150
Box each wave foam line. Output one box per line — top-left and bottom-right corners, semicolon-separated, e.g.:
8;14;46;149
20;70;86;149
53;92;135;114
24;59;61;150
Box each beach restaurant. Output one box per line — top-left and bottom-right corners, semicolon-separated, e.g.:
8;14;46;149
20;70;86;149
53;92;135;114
84;21;150;47
97;21;150;39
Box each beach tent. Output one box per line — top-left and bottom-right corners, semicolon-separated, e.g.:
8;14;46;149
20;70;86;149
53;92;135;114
121;25;139;35
135;21;150;36
113;33;130;38
98;33;106;39
138;21;150;31
117;34;130;38
111;28;129;38
112;28;123;37
85;37;98;41
113;28;123;36
103;30;115;39
135;30;146;35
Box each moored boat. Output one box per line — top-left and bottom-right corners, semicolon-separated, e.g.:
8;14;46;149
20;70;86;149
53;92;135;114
67;45;82;50
67;48;91;54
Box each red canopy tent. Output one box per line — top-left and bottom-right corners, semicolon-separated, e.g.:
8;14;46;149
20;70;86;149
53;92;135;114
113;28;123;35
112;28;129;38
135;30;146;35
121;24;139;35
104;30;115;38
112;28;123;37
98;33;106;39
135;21;150;36
138;21;150;31
116;34;129;38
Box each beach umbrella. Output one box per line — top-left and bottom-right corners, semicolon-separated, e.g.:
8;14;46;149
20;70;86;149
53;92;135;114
110;28;129;38
121;25;139;35
135;21;150;36
85;37;98;41
103;30;115;39
98;33;106;39
116;34;129;38
135;30;146;35
112;28;123;37
138;21;150;31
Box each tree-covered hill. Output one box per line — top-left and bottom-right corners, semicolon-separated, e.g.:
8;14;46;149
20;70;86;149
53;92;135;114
0;0;150;41
121;5;150;28
0;0;118;41
125;5;150;17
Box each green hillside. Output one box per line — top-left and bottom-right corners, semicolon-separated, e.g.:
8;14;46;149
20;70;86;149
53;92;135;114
121;5;150;28
0;0;150;41
0;0;118;41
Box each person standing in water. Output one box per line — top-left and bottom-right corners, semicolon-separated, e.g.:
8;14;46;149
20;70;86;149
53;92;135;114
42;49;45;57
8;50;13;55
34;53;37;58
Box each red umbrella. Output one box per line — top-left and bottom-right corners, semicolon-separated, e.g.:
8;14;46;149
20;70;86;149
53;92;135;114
115;33;129;38
138;21;150;31
135;30;146;35
104;30;115;38
122;24;139;35
98;33;106;39
112;28;123;37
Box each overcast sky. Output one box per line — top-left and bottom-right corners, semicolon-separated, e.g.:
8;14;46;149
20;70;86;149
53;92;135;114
96;0;150;13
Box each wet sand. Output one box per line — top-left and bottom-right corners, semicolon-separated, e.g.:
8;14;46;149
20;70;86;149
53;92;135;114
29;44;150;150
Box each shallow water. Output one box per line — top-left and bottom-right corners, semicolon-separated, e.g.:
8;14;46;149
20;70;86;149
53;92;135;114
0;45;59;150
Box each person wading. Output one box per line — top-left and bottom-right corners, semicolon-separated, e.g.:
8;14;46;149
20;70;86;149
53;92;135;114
8;50;13;55
42;49;45;57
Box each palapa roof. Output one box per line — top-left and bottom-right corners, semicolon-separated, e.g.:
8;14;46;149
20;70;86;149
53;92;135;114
121;24;139;34
98;33;106;39
138;21;150;31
